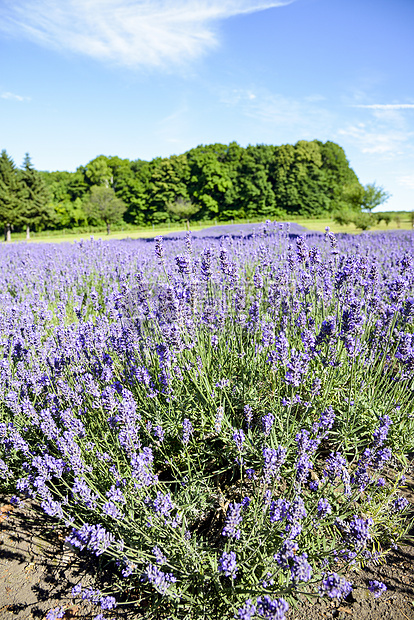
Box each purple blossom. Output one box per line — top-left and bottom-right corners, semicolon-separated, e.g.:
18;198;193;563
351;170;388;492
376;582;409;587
65;523;115;556
313;406;335;434
256;595;289;620
99;595;117;610
71;583;82;596
274;539;298;569
182;418;194;445
372;415;392;447
244;404;253;426
285;349;309;386
241;496;251;510
233;428;246;451
142;563;176;594
317;498;332;519
153;425;165;442
320;573;352;599
269;498;290;523
102;501;124;520
218;550;238;579
153;546;167;564
393;496;409;511
262;445;286;483
236;599;257;620
130;447;158;488
261;413;274;437
152;491;174;519
323;452;347;483
222;502;243;540
368;580;387;598
46;607;65;620
290;553;312;583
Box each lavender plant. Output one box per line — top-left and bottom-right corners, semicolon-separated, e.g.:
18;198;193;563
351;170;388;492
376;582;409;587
0;223;413;619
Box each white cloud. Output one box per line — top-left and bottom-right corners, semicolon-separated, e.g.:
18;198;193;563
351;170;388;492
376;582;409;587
398;174;414;189
0;91;30;101
221;88;334;137
0;0;294;70
353;104;414;110
337;124;411;156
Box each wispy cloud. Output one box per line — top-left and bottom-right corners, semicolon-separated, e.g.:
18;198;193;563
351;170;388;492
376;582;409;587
221;88;334;137
397;174;414;189
0;0;293;70
0;91;30;102
337;124;411;156
353;104;414;110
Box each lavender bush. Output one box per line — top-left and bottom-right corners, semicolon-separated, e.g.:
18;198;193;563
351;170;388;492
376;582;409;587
0;222;413;619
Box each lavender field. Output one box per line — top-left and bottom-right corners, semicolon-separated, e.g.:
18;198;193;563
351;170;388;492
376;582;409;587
0;222;413;620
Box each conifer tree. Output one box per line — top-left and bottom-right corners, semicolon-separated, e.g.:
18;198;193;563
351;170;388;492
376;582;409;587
0;149;21;241
19;154;53;239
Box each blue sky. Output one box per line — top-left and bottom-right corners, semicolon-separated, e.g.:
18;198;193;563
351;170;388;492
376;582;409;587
1;0;413;211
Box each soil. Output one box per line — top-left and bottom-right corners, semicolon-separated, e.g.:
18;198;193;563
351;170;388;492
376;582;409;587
1;472;413;620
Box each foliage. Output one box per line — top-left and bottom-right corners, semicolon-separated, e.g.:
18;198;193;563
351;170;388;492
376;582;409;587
35;140;366;229
166;196;201;229
0;225;413;620
361;183;391;212
0;149;22;240
84;185;126;234
18;153;55;235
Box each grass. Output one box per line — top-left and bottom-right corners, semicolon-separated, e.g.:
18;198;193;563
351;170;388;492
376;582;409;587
3;213;414;244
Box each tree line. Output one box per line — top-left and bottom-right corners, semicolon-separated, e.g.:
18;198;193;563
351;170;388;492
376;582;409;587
0;140;390;239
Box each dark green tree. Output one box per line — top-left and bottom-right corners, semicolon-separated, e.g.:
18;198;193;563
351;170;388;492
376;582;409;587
234;145;276;220
84;185;126;234
147;155;191;224
109;156;150;226
187;145;234;220
0;149;22;241
19;154;54;238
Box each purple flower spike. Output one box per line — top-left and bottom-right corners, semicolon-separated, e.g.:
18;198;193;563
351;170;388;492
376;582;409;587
368;580;387;598
182;418;193;445
222;502;243;540
218;550;238;579
46;608;65;620
236;599;257;620
320;573;352;600
233;428;246;451
256;595;289;620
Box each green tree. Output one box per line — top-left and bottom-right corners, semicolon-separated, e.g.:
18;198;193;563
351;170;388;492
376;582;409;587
234;145;276;220
361;183;390;212
352;212;375;231
19;154;54;239
84;186;126;234
109;156;150;226
187;145;234;220
333;209;354;226
318;141;362;207
166;197;201;230
147;155;191;224
84;155;112;187
374;212;392;227
0;149;22;241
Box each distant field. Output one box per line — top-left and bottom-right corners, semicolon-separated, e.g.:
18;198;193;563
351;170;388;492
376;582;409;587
5;213;413;243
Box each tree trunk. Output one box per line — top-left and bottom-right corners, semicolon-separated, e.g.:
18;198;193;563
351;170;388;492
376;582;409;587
26;224;30;240
6;223;11;242
186;219;190;231
106;222;110;235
